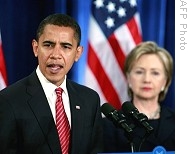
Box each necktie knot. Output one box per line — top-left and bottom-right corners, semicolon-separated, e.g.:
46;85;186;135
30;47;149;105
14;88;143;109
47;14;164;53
55;87;63;97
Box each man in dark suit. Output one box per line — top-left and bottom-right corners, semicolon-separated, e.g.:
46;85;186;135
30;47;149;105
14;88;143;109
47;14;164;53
0;13;104;154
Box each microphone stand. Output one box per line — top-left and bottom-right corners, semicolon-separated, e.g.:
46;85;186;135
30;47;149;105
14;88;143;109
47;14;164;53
123;131;136;153
123;123;136;153
123;117;153;153
130;142;135;153
117;114;136;153
138;127;154;152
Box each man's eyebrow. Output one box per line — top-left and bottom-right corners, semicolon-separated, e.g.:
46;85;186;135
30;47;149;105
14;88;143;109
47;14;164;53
42;40;54;44
42;41;73;47
60;42;72;47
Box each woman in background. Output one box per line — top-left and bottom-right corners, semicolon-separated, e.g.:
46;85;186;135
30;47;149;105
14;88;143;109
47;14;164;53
103;41;175;152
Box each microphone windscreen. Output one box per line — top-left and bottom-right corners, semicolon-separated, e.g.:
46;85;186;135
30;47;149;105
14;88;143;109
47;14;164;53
122;101;137;113
101;103;114;116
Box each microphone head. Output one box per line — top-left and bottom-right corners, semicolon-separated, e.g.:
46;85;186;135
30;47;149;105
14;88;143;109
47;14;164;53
101;103;115;117
101;102;134;134
122;101;138;114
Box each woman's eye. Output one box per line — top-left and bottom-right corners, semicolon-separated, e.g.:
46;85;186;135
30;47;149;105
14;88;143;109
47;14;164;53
152;72;159;75
135;70;143;74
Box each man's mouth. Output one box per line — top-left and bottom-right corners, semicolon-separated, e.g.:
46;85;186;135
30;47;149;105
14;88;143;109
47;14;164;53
47;64;63;73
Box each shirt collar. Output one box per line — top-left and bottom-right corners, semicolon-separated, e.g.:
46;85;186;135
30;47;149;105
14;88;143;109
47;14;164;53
36;65;67;96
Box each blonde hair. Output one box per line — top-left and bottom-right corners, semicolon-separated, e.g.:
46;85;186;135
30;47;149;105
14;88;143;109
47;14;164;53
124;41;173;102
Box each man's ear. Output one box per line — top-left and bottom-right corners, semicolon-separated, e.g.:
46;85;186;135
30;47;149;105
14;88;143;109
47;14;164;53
32;39;38;57
75;46;83;62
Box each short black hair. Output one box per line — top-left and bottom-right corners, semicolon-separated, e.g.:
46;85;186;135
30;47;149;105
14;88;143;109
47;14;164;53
36;13;81;46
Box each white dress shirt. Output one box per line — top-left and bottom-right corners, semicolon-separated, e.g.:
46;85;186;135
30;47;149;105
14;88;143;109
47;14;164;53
36;66;71;127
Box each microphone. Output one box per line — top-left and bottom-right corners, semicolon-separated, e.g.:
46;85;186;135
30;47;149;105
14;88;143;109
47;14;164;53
122;101;154;133
101;103;133;135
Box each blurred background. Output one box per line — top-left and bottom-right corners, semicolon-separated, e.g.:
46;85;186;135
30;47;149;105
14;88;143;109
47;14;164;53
0;0;175;109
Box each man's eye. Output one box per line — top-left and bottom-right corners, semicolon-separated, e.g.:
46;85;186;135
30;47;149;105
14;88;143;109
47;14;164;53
44;44;52;47
63;45;71;49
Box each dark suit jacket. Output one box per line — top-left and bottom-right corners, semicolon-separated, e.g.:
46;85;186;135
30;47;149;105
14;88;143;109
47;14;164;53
103;105;175;152
0;71;104;154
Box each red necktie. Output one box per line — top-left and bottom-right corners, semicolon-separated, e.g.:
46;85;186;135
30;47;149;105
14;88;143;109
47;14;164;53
55;87;70;154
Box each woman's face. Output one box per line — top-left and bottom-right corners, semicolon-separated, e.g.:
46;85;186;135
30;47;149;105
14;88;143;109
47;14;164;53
127;54;167;101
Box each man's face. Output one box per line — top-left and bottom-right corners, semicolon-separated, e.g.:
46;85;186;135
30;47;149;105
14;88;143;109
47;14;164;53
32;24;83;86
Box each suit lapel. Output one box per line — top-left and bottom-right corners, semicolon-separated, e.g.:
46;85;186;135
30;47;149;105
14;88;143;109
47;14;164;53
26;72;62;154
144;107;174;145
66;80;86;154
156;107;175;142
